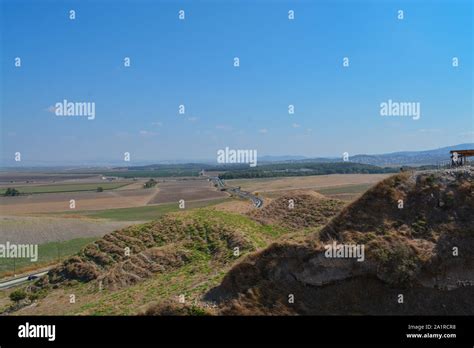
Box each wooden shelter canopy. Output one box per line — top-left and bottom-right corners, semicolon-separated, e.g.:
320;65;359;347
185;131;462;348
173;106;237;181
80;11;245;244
450;150;474;157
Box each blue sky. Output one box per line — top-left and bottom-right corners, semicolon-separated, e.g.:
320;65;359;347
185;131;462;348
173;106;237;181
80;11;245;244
1;0;472;165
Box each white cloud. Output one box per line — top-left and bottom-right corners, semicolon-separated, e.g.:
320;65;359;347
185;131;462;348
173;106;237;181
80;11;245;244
259;128;268;134
152;121;163;127
139;130;158;137
292;123;301;128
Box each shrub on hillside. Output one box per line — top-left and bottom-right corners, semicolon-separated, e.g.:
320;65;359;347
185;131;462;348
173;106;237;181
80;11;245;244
9;289;27;303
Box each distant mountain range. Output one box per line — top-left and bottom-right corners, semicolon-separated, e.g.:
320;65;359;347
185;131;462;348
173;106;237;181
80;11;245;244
347;143;474;166
260;144;474;167
1;144;472;169
259;155;308;162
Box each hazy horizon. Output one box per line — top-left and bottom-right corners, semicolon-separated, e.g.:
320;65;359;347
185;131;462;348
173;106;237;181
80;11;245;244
1;142;472;168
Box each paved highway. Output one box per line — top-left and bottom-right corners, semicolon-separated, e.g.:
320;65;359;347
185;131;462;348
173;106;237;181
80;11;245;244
0;270;49;290
208;176;263;208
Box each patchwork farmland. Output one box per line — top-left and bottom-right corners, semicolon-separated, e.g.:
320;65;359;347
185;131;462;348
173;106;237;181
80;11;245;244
0;170;387;278
0;173;231;277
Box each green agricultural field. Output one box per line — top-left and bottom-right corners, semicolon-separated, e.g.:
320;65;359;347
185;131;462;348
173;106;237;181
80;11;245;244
0;237;98;277
62;198;229;221
103;170;200;178
0;182;130;195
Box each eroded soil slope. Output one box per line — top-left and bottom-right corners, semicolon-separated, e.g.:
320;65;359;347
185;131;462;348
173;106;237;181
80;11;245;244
205;168;474;315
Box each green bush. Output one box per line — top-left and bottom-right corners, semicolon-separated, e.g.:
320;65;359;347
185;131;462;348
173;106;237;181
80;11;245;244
9;289;27;303
425;175;435;186
4;187;20;196
28;293;40;301
144;179;158;188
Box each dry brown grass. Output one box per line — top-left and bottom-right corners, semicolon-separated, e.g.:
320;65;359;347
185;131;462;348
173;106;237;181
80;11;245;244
212;200;255;214
248;190;345;230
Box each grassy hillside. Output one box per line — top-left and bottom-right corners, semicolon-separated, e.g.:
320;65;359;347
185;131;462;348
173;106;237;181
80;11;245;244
0;211;276;314
3;191;337;315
